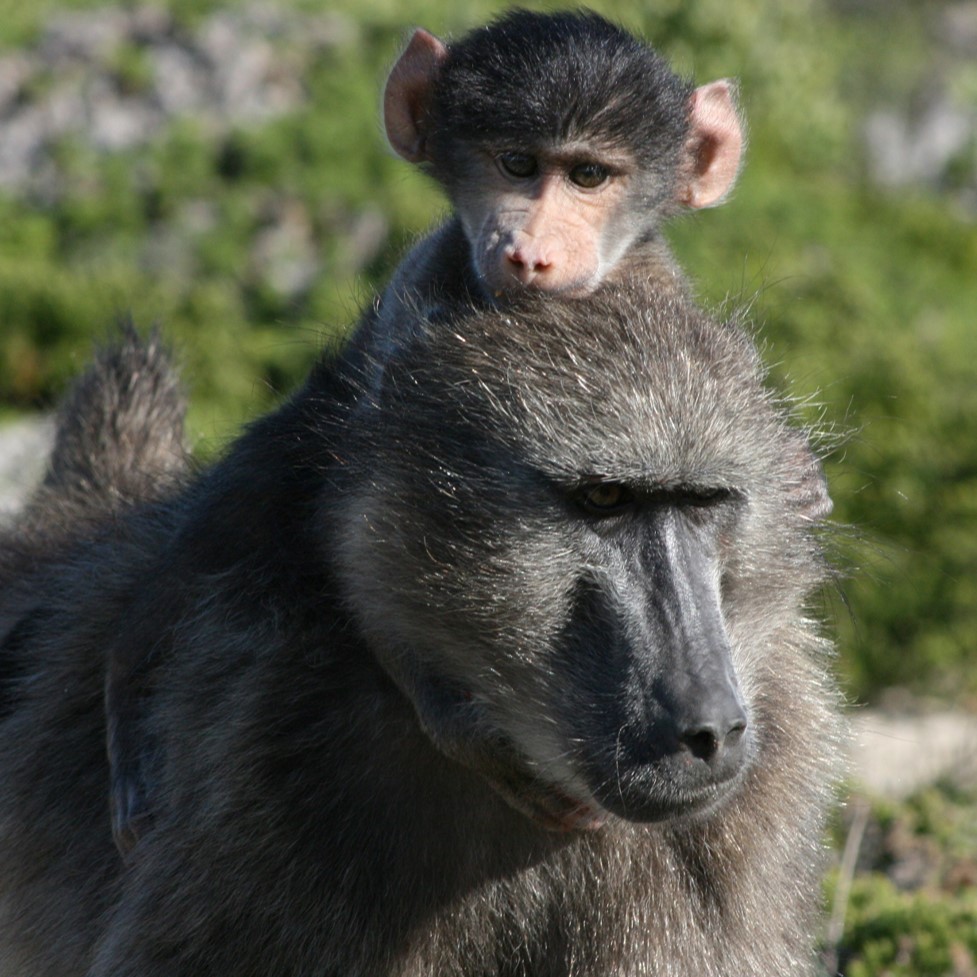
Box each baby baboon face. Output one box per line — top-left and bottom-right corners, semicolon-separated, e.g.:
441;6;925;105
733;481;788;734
384;10;743;301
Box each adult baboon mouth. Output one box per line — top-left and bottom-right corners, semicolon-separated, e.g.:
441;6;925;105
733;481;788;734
506;762;740;831
389;658;608;832
587;760;746;824
518;782;609;833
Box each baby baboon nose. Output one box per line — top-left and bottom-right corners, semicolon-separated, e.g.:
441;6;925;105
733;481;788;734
505;245;554;283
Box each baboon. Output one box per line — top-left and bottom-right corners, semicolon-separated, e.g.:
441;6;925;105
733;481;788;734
0;283;839;976
104;9;750;850
10;325;188;531
356;9;743;359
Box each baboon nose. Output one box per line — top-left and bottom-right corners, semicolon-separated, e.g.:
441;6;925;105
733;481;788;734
505;247;553;282
678;711;748;765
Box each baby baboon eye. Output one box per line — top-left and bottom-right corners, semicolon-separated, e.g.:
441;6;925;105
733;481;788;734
498;152;538;179
568;162;609;188
574;482;633;515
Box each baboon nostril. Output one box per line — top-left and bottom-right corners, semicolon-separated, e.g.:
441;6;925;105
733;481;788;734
681;727;721;762
725;720;747;747
680;716;748;763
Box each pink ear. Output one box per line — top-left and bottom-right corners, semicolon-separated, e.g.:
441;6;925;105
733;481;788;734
680;80;744;209
383;29;449;164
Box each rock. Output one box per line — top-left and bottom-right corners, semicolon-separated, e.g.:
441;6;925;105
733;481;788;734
849;706;977;798
864;96;974;188
0;416;53;524
0;3;355;199
860;4;977;216
939;1;977;56
251;197;320;301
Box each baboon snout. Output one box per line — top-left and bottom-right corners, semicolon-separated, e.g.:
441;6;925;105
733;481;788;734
675;691;749;767
503;241;554;282
593;691;752;822
490;234;597;294
659;651;751;775
576;655;753;822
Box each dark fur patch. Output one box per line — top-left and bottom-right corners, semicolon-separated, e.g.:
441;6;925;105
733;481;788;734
429;11;692;181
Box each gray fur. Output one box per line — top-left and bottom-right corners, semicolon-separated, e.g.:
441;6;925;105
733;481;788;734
0;283;839;976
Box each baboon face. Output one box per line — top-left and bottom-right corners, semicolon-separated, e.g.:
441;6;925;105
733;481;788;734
385;11;742;300
334;288;824;831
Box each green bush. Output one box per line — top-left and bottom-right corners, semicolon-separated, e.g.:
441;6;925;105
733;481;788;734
828;783;977;976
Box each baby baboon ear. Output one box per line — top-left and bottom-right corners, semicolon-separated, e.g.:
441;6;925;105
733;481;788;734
383;28;449;163
679;80;744;209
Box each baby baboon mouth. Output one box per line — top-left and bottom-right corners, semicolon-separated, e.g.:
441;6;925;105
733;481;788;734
486;266;599;301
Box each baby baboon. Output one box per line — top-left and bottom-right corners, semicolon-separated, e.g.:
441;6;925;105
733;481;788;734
0;284;839;976
383;9;742;300
355;9;744;366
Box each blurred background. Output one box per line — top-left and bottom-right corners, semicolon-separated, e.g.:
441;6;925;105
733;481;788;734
0;0;974;971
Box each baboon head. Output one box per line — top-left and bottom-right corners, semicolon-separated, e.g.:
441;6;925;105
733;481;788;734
333;286;829;831
383;10;743;299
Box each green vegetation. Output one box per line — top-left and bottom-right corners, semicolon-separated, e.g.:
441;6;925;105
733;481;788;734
827;783;977;976
1;0;975;703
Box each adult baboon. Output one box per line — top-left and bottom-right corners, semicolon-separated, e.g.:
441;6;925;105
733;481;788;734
107;12;750;851
0;284;839;976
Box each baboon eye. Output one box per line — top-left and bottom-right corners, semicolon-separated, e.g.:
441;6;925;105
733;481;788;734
643;486;735;510
569;162;609;189
675;487;734;507
498;152;538;179
575;482;633;515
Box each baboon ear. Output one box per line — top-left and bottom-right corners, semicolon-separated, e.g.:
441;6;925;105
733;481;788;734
384;28;449;164
787;435;833;523
679;79;744;209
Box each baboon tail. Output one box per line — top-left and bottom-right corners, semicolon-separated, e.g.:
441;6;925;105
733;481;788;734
40;320;188;507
